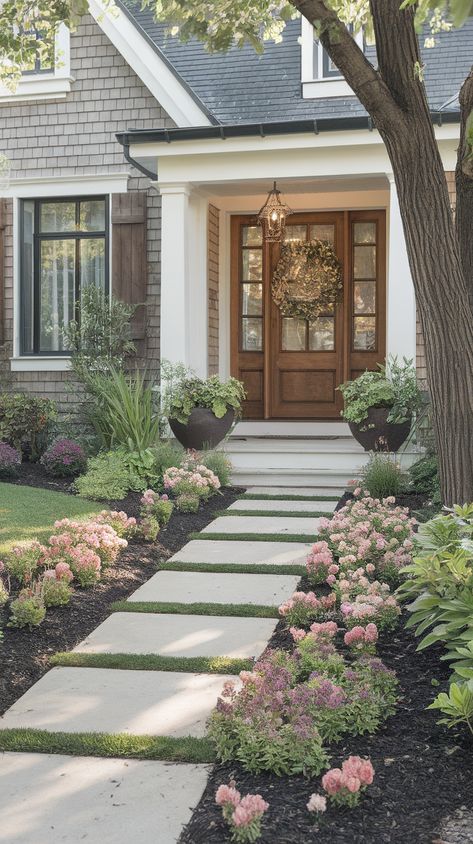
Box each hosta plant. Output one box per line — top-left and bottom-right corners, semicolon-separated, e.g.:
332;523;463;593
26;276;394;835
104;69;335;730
428;681;473;735
161;360;245;424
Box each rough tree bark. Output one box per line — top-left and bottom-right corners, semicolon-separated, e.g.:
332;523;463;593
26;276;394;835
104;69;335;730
456;68;473;309
293;0;473;505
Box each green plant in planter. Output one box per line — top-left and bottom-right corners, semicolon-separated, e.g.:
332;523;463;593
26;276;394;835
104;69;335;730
161;361;246;425
338;357;422;429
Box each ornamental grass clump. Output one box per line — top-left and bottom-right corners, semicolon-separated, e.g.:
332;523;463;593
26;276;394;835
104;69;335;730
321;756;375;808
216;783;269;843
40;438;86;477
0;441;21;476
318;488;416;586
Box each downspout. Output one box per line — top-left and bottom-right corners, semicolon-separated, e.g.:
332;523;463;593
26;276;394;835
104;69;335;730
122;141;158;181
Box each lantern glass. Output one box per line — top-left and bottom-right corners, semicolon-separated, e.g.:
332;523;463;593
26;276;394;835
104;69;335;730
257;181;293;242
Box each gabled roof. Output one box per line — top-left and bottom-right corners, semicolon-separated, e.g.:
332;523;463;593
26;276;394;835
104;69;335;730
119;4;472;125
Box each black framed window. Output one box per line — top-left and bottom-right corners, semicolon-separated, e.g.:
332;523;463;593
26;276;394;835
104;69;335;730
20;197;109;355
21;30;55;75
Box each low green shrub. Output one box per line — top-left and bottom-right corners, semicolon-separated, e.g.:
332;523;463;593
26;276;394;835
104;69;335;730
41;576;72;608
176;493;200;513
0;393;56;460
359;454;406;500
4;541;45;586
408;455;441;505
74;451;142;500
8;587;46;628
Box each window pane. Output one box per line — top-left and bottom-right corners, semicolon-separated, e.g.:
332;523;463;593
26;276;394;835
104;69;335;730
354;245;376;279
241;317;263;351
284;225;307;243
354;281;376;314
353;316;376;350
80;200;106;232
353;222;376;244
282;317;306;351
40;202;76;233
80;238;106;290
242;283;263;316
309;224;335;245
309;317;335;350
20;201;35;354
242;249;262;281
39;240;76;352
242;225;262;247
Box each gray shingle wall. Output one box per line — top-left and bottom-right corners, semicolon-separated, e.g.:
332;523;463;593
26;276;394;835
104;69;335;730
125;11;472;124
0;13;174;410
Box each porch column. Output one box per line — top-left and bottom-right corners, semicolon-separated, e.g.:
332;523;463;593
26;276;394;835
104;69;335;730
159;183;208;376
386;173;416;364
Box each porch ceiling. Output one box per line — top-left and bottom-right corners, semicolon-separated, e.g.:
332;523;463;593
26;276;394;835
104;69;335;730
202;174;389;198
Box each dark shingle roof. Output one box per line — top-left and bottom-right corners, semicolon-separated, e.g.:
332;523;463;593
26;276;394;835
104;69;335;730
121;5;472;124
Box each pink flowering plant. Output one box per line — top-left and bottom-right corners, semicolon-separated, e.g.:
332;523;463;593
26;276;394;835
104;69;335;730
139;490;174;541
40;438;86;477
337;567;401;631
164;457;220;501
321;755;375;808
0;441;21;476
318;489;417;587
51;518;127;566
95;510;137;539
344;623;379;654
3;541;47;586
40;570;73;607
216;782;269;843
306;540;339;586
279;591;337;627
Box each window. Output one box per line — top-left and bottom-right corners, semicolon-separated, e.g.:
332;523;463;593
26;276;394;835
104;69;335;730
20;197;109;355
0;24;72;103
301;18;364;99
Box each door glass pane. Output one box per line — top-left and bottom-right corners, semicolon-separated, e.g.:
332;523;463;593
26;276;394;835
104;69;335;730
242;249;262;280
80;200;106;232
284;225;307;243
354;245;376;279
80;238;106;290
242;283;262;316
39;239;75;351
353;316;376;350
20;201;35;354
309;224;335;244
242;317;263;351
242;225;262;247
354;281;376;314
40;202;76;233
282;317;307;351
353;222;376;244
309;317;335;350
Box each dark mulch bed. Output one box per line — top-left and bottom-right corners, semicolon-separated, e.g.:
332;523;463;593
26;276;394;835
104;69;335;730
0;466;243;715
180;495;472;844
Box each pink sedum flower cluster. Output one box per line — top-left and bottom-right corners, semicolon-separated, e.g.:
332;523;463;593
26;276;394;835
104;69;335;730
50;518;127;566
318;490;416;579
344;623;378;653
279;591;336;627
306;541;337;585
216;781;269;842
96;510;137;539
163;464;220;496
322;756;375;807
338;566;400;631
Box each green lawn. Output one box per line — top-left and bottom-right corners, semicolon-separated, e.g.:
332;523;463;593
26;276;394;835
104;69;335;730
0;482;100;553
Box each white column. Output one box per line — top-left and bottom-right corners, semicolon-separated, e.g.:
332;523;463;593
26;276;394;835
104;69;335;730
159;183;208;376
386;173;417;364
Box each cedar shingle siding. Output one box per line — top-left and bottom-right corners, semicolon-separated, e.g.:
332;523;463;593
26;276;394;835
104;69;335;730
0;13;173;412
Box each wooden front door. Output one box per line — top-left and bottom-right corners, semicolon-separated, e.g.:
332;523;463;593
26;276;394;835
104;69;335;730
231;210;386;419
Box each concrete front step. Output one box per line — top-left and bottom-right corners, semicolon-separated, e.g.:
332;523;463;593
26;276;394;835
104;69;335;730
202;515;320;536
228;499;337;513
74;613;277;660
233;420;352;437
0;668;237;737
232;467;358;487
0;753;210;844
169;539;311;566
247;486;344;498
127;570;300;606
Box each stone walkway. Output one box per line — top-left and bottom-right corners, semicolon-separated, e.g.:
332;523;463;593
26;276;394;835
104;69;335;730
0;488;336;843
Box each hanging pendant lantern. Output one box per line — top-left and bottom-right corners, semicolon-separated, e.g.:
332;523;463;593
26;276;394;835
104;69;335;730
257;181;292;242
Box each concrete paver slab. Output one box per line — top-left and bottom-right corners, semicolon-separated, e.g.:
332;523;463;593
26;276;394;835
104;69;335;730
169;539;312;566
228;499;337;513
127;570;300;606
0;752;209;844
247;486;344;497
0;668;236;737
202;515;320;536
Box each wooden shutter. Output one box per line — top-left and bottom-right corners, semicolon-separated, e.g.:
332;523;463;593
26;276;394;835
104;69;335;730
111;192;147;340
0;200;5;347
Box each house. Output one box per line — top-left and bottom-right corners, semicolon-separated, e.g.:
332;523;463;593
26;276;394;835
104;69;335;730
0;2;469;485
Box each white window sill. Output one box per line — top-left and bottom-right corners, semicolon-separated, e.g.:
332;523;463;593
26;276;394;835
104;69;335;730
0;75;73;104
302;79;356;99
10;357;71;372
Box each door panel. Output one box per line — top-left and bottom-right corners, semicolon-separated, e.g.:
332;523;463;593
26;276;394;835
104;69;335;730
230;210;386;419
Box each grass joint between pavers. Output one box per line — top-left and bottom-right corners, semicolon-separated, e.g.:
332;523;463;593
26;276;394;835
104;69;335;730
51;652;254;674
216;509;332;518
190;531;318;543
0;728;216;763
241;493;340;501
111;600;279;618
160;561;306;576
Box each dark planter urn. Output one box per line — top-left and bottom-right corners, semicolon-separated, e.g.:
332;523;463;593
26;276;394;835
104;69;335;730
348;407;412;453
169;407;235;451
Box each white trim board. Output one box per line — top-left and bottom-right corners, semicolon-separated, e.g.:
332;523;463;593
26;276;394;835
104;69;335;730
88;0;212;128
1;173;129;199
0;24;73;104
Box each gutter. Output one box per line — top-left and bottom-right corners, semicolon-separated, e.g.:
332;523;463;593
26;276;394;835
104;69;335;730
116;109;460;150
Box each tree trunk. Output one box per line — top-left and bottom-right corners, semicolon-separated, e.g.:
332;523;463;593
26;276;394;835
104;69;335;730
293;0;473;504
456;69;473;310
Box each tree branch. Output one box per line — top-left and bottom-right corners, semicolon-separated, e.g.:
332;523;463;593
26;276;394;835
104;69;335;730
291;0;403;129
